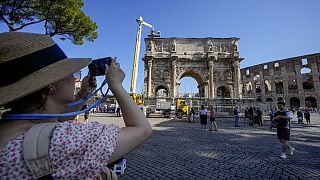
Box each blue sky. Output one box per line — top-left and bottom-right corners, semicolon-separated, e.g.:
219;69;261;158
1;0;319;94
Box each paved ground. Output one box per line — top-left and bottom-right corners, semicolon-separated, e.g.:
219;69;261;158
81;113;320;179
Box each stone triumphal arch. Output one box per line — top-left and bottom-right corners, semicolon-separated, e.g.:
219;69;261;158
143;37;243;107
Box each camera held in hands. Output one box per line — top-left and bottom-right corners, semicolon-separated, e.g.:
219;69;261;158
88;57;114;76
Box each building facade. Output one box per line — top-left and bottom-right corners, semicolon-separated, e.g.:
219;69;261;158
143;37;243;100
142;36;319;113
241;53;320;109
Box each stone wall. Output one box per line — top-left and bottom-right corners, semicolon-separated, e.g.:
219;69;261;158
143;37;243;101
240;53;320;110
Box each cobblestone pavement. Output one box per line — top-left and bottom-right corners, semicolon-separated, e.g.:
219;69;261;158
82;113;320;179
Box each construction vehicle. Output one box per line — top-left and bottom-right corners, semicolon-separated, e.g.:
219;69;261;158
130;93;144;108
176;99;188;118
146;99;175;118
130;16;160;108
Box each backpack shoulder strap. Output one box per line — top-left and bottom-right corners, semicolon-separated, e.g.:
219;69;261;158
23;123;57;179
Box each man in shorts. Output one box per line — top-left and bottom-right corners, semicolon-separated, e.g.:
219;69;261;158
273;101;295;159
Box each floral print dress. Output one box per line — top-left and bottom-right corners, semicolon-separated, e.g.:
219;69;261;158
0;121;120;179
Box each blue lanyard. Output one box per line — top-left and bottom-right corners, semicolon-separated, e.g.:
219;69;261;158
3;79;110;120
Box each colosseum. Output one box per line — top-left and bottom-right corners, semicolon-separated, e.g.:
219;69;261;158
241;53;320;111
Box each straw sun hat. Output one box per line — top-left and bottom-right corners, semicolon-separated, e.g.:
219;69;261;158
0;32;92;106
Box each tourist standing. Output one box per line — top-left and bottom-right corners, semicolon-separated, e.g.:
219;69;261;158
116;106;121;117
297;109;304;124
244;107;249;124
248;107;254;126
188;108;196;123
234;106;240;127
199;105;208;131
81;104;90;124
208;105;218;131
257;107;263;127
304;109;311;124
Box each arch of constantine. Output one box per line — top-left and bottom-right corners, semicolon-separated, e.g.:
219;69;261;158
143;37;242;112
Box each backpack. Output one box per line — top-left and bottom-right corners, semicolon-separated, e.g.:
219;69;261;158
233;108;238;115
23;123;118;180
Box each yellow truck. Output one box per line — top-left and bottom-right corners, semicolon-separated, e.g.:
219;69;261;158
130;93;144;108
176;99;188;118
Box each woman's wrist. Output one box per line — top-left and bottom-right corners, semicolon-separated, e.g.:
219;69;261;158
108;82;123;91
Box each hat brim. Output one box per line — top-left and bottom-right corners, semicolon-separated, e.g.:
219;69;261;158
0;58;91;106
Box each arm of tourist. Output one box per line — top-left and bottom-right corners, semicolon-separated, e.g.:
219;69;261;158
106;60;152;164
272;115;279;121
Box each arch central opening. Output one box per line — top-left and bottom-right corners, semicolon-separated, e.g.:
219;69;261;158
178;70;204;98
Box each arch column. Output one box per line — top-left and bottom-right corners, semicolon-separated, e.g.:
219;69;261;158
233;58;241;98
259;72;266;100
208;60;214;98
171;59;177;98
147;59;153;97
281;67;289;102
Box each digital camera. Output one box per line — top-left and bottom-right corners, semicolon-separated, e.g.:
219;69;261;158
88;57;114;76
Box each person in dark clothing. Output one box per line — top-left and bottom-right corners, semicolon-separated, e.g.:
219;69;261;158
81;105;90;124
253;107;258;125
244;108;249;124
256;107;263;127
116;106;121;117
304;109;311;124
234;106;240;127
248;107;254;126
297;109;304;124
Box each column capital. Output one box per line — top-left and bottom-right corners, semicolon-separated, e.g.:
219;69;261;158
172;60;177;66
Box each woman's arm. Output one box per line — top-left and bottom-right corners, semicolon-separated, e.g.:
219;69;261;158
106;60;152;163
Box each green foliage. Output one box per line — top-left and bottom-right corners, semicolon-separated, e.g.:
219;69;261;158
0;0;98;45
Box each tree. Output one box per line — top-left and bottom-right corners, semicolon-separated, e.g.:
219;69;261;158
0;0;98;45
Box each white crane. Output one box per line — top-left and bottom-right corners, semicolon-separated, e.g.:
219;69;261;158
130;16;160;94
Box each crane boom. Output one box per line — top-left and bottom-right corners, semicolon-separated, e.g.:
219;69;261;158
130;16;159;94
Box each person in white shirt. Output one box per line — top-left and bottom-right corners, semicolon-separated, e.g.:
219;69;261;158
199;105;208;131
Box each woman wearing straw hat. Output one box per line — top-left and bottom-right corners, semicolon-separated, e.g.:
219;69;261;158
0;32;152;179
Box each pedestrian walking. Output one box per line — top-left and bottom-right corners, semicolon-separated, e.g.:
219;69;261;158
208;105;217;131
273;101;295;159
304;109;311;124
199;105;208;131
234;106;240;127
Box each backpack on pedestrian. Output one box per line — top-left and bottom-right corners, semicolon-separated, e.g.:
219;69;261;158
234;108;239;115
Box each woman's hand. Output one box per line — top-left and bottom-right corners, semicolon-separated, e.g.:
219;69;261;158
78;75;97;97
105;58;125;89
